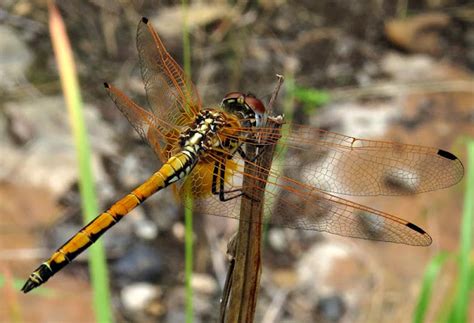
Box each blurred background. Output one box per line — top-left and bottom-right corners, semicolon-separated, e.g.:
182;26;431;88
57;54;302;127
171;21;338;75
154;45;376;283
0;1;473;322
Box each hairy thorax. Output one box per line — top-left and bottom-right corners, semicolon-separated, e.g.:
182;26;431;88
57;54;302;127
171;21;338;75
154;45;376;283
179;109;245;159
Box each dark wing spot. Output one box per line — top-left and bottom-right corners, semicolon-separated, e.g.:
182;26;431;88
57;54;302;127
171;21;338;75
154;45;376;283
406;222;426;235
437;149;457;161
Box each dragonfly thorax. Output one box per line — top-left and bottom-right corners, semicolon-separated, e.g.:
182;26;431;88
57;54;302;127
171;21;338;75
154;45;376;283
179;110;226;155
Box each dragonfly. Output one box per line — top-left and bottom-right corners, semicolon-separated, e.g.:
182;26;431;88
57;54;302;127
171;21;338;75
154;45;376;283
22;17;464;293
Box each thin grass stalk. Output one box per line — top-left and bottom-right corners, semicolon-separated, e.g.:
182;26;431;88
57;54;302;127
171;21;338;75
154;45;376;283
3;269;22;323
48;3;112;322
1;275;52;297
449;139;474;322
413;252;450;323
181;0;194;322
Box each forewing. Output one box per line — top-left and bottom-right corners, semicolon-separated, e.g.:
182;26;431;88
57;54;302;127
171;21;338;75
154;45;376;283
236;124;464;196
137;18;201;127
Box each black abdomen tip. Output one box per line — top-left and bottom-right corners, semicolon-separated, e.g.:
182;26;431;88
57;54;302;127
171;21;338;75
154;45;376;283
437;149;457;161
142;17;148;24
103;82;109;88
21;279;38;293
406;222;426;235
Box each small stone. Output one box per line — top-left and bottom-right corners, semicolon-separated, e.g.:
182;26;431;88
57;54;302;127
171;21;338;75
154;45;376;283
315;295;346;322
268;228;287;252
384;13;450;55
129;208;158;240
113;243;163;284
271;269;298;289
191;273;217;295
172;222;185;241
1;96;116;196
121;282;159;312
0;25;32;90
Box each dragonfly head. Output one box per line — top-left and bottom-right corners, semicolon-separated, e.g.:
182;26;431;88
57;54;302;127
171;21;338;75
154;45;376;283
221;92;267;128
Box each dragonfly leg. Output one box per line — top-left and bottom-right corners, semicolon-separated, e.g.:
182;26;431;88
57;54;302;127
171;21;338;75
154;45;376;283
237;145;266;162
211;160;259;202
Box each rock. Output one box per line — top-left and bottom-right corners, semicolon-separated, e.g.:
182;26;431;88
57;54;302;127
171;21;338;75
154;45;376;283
380;52;435;82
117;151;154;188
1;96;116;196
100;215;136;258
172;222;185;241
296;241;370;297
164;286;210;323
0;25;32;90
130;208;159;241
150;3;236;39
147;188;182;231
297;242;348;293
191;273;218;295
384;13;451;55
164;287;189;323
268;228;288;252
120;282;160;312
165;310;187;323
6;107;35;145
270;269;298;289
314;295;346;322
314;101;399;140
112;242;163;285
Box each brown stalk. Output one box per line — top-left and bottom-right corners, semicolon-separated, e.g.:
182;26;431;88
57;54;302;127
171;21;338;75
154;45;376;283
220;76;284;322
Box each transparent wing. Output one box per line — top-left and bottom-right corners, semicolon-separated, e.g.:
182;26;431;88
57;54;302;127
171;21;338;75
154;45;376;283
137;17;201;127
178;152;432;246
104;83;181;162
104;18;202;162
223;123;464;196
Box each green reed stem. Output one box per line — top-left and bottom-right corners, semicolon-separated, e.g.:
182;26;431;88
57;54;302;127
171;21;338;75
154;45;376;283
181;0;193;322
448;139;474;323
413;252;450;323
48;3;112;322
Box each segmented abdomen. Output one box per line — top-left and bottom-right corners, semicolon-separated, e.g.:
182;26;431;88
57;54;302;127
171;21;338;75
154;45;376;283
21;151;194;293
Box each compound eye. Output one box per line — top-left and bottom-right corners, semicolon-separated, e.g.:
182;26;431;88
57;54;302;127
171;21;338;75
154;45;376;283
244;96;266;114
223;92;244;100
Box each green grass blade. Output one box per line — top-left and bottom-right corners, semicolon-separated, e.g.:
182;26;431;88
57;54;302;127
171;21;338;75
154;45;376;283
471;263;474;289
48;3;112;322
448;139;474;323
184;192;193;323
2;275;53;297
181;1;194;322
413;252;451;323
292;85;330;115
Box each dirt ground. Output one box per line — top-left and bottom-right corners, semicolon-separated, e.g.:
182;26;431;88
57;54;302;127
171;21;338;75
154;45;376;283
1;1;473;322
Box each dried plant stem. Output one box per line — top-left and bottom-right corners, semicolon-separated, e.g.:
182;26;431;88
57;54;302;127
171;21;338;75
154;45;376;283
220;77;284;321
